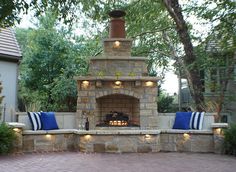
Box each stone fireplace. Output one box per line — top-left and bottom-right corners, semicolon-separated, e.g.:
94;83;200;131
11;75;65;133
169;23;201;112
75;10;159;130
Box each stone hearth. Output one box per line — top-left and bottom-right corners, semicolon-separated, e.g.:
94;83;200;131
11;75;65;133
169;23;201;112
75;10;159;130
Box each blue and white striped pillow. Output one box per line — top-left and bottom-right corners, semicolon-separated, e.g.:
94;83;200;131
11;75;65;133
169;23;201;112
190;112;205;130
27;112;42;131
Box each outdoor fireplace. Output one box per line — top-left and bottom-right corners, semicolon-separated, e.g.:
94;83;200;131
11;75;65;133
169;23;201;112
75;10;159;130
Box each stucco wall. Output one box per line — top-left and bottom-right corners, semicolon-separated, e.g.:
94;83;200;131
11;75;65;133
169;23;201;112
0;60;18;121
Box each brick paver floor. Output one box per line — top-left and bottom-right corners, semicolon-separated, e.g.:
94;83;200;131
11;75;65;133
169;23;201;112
0;152;236;172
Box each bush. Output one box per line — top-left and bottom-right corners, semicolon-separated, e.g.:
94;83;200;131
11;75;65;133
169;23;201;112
224;123;236;156
0;123;16;154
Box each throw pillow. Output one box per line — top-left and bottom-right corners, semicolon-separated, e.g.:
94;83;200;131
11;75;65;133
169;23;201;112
190;112;205;130
40;112;59;130
172;112;192;130
27;112;42;131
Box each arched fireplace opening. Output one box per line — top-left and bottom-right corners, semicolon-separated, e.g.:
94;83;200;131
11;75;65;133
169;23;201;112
96;94;140;127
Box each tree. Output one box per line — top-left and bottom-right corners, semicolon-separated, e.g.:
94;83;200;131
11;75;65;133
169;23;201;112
4;0;236;113
163;0;205;111
16;11;90;111
181;0;236;119
158;90;178;113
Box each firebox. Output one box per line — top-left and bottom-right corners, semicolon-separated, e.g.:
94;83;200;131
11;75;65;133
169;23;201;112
75;10;159;130
96;94;140;127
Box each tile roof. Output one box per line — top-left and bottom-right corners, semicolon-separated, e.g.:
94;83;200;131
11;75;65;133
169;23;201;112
0;28;22;61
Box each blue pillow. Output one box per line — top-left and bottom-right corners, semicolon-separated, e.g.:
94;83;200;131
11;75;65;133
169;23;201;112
40;112;59;130
173;112;192;130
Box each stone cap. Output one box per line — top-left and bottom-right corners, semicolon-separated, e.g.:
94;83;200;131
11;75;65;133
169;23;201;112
211;123;228;129
74;76;160;81
23;129;78;135
90;56;147;61
7;122;25;129
75;129;161;135
103;38;133;42
161;129;213;134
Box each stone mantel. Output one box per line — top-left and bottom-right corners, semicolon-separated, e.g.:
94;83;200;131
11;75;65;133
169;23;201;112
90;56;147;60
74;76;160;81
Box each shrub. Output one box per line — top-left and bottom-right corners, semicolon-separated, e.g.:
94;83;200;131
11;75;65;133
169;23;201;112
0;123;16;154
224;123;236;156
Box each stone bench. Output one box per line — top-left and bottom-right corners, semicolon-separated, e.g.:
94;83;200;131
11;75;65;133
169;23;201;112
12;112;227;154
157;112;215;130
16;112;76;130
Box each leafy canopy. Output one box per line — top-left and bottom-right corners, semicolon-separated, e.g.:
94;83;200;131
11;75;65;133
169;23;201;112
16;11;96;111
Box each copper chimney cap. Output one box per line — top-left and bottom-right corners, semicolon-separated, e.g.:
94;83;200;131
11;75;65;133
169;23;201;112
108;10;126;18
108;10;126;38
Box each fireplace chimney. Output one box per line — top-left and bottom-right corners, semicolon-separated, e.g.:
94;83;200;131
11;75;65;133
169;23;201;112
108;10;126;38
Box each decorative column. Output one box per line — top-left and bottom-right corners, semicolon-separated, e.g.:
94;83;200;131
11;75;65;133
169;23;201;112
7;122;25;154
211;123;228;154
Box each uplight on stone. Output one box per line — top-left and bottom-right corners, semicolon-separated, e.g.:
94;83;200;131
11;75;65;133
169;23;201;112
84;134;91;140
145;134;151;139
113;41;121;48
215;128;222;135
183;133;190;140
46;134;52;139
145;81;154;87
13;128;20;132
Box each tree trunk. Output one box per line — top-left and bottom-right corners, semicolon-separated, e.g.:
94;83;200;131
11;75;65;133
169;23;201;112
163;0;205;111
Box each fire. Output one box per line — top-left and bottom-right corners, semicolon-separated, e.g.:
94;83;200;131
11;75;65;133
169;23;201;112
109;120;128;126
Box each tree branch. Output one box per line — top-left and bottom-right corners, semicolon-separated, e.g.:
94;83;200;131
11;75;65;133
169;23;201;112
131;27;171;39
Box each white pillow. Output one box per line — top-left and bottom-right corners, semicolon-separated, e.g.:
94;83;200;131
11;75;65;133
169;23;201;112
27;112;42;131
190;112;205;130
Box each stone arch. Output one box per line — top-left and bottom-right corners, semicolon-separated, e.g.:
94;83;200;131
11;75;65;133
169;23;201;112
95;89;140;99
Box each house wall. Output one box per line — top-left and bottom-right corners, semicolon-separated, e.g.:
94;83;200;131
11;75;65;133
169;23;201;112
225;80;236;122
0;59;19;122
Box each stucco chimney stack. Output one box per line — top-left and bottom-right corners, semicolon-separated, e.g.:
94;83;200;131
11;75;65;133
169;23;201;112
108;10;126;38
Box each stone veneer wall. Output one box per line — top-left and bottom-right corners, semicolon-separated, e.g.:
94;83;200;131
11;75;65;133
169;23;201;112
19;131;219;153
79;134;160;153
88;57;148;77
22;134;78;153
160;133;214;152
76;80;158;130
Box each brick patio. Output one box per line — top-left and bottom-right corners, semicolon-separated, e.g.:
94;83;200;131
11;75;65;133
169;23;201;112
0;152;235;172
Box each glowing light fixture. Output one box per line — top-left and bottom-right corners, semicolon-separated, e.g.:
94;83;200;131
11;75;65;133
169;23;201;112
45;134;52;139
183;133;190;141
145;134;151;139
114;80;122;86
113;41;121;48
84;134;91;140
82;80;90;88
215;128;222;135
13;128;20;132
145;81;154;87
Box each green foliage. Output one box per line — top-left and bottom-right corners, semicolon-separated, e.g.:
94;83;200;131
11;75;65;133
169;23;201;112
0;0;82;28
16;11;92;112
0;123;16;154
158;90;177;113
224;123;236;156
4;0;235;113
186;0;236;50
